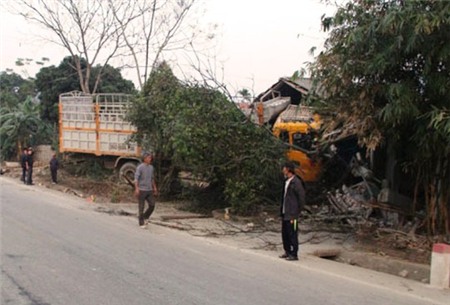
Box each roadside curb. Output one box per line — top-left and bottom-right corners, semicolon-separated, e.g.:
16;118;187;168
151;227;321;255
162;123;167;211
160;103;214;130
337;250;430;283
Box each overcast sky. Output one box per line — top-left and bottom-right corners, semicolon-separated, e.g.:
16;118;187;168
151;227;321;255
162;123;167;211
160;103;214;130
0;0;339;95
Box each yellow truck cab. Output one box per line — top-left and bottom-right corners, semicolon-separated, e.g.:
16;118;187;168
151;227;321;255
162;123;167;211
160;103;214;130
272;105;322;182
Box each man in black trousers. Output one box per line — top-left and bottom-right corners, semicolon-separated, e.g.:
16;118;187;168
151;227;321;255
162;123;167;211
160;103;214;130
279;162;306;261
49;153;59;184
26;147;34;185
20;148;28;183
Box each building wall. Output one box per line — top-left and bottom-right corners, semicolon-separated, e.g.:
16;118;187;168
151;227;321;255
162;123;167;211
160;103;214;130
33;145;55;164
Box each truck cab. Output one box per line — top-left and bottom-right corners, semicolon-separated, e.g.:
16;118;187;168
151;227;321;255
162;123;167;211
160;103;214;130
272;105;322;182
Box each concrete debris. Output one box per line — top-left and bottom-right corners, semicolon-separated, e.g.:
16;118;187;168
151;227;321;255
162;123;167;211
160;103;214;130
326;182;374;227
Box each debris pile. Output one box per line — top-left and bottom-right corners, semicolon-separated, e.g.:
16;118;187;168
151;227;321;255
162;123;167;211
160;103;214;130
318;152;415;232
326;182;375;227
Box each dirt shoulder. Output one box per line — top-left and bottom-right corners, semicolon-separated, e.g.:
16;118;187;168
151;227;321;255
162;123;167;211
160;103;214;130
1;163;432;283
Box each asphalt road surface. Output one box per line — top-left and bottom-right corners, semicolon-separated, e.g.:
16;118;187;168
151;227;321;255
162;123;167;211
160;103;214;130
1;177;447;305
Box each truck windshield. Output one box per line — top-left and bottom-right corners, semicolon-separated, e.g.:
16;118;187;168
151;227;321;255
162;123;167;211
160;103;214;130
292;132;313;151
279;130;289;144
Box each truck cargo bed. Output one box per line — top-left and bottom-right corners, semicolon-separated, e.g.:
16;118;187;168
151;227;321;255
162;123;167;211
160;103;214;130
59;91;139;157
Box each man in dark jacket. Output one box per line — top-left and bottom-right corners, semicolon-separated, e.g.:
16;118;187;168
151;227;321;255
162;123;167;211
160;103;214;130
20;148;28;183
279;162;306;261
49;153;59;184
26;147;34;185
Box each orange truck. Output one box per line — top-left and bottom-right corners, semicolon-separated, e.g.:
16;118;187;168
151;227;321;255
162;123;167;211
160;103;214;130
271;105;322;182
253;101;322;182
59;91;141;180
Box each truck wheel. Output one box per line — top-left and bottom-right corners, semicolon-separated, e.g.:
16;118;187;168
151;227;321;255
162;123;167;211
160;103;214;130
119;162;137;184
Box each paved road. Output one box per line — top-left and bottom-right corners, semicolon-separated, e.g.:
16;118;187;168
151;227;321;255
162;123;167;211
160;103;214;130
1;177;448;305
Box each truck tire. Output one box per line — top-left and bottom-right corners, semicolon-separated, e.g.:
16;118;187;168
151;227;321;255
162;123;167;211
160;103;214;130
119;162;137;184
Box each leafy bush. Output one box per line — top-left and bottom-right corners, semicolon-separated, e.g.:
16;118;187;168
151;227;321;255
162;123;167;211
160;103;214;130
128;62;286;215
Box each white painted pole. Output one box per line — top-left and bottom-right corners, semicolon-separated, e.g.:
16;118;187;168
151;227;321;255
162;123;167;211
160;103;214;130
430;243;450;289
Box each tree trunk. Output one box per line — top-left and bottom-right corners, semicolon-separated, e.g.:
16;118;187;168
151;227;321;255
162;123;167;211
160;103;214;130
424;157;450;237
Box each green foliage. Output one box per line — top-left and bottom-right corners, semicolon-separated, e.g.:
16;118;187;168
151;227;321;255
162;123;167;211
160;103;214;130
35;57;81;123
0;71;36;110
131;61;181;156
311;0;450;235
35;56;136;124
128;62;285;215
237;88;252;102
14;57;49;72
0;96;52;160
172;85;284;214
92;64;136;94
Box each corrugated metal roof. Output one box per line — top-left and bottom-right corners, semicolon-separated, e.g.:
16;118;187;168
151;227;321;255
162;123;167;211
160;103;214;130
253;77;312;102
277;104;315;123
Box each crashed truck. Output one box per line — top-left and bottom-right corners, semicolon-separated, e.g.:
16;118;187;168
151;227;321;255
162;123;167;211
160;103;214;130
253;99;323;182
248;78;414;227
247;78;326;183
59;91;141;181
247;77;362;184
251;98;359;183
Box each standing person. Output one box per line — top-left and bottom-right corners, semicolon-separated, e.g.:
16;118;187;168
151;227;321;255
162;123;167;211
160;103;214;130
134;152;158;228
26;147;34;185
20;148;28;183
279;162;306;261
49;153;59;184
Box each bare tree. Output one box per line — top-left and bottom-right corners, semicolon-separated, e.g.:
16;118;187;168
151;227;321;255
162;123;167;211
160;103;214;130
6;0;218;92
8;0;132;93
182;44;256;105
109;0;206;90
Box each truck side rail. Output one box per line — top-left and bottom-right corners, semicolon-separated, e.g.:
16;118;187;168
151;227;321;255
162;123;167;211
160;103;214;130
59;91;140;157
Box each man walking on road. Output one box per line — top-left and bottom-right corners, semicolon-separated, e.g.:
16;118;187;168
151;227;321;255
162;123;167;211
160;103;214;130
134;152;158;228
279;162;305;261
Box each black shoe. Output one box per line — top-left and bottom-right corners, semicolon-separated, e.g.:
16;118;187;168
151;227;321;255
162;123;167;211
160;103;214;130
285;255;298;261
279;253;289;259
